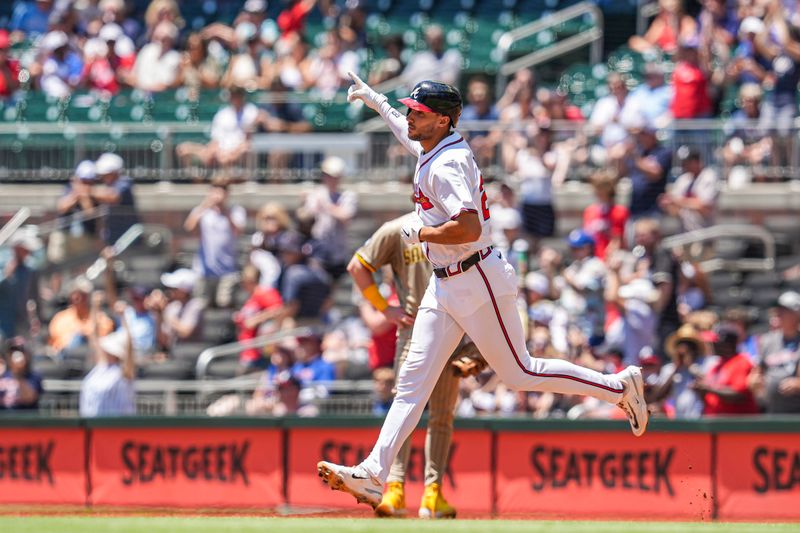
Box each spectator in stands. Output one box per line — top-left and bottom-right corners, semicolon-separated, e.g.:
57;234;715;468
724;307;760;360
552;230;606;351
722;83;772;188
755;2;800;164
372;367;395;416
728;16;770;87
176;85;260;170
0;230;42;340
507;125;566;241
275;231;332;326
52;160;99;263
632;218;681;351
613;119;671;221
9;0;53;39
142;0;184;43
606;273;659;366
184;177;246;308
95;23;137;87
0;338;42;410
695;322;760;415
250;201;290;284
102;248;159;362
93;152;139;245
620;64;672;128
749;291;800;413
245;368;318;416
589;72;630;158
671;38;712;119
239;0;280;47
368;34;404;85
79;292;135;417
259;80;314;170
673;249;711;321
81;37;120;94
0;30;20;100
304;28;360;98
628;0;697;55
291;333;336;384
582;170;628;261
402;24;462;89
273;33;310;91
461;76;500;165
652;324;711;418
221;22;273;91
697;0;739;52
49;277;114;358
37;31;84;98
338;0;368;49
132;21;181;92
659;145;719;232
177;33;221;92
151;268;206;351
302;156;357;280
233;265;283;372
277;0;318;40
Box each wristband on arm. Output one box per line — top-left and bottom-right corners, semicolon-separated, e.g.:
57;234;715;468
362;283;389;312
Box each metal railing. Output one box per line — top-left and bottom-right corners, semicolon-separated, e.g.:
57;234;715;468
2;118;800;183
661;224;776;272
195;326;320;379
39;375;375;416
495;1;604;94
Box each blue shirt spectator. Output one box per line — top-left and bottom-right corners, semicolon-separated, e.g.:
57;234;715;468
10;0;51;37
290;335;336;384
625;128;672;217
94;153;139;245
0;232;41;339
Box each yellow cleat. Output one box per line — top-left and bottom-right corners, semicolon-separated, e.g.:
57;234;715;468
375;481;406;518
418;482;456;519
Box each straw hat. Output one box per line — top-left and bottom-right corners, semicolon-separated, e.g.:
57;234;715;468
664;324;706;359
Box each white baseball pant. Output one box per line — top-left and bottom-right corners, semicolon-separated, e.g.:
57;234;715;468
360;250;625;482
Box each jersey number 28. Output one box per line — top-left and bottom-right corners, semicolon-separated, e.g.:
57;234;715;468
479;175;490;221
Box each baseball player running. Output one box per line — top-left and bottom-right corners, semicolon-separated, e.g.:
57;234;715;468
349;213;478;518
317;73;649;510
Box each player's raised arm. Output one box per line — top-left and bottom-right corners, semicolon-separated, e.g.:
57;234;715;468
347;71;423;157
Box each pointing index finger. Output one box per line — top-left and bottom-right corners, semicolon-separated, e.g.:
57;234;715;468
347;71;364;85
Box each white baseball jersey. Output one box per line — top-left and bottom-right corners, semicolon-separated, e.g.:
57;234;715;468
410;132;494;268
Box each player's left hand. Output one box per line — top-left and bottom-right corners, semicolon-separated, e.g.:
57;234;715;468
400;214;424;245
383;305;415;328
449;342;488;378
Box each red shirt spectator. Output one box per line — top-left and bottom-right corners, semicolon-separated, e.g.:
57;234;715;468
583;170;627;261
671;45;711;119
699;324;759;415
368;292;399;371
702;353;759;415
234;266;283;367
583;203;628;261
0;30;20;98
278;0;316;38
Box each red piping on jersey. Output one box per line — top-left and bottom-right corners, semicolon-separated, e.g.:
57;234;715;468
449;208;478;221
419;137;464;169
474;263;624;395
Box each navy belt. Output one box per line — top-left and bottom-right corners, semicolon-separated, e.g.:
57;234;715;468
433;247;493;279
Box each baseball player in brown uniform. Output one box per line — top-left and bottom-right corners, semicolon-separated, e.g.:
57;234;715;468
348;213;463;518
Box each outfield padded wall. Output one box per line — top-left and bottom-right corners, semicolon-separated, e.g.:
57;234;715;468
0;416;798;519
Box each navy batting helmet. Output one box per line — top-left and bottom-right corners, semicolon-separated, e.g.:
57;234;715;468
399;80;462;127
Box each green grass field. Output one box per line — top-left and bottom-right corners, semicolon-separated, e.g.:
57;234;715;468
0;518;797;533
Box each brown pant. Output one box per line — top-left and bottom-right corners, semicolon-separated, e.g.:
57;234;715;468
386;328;460;486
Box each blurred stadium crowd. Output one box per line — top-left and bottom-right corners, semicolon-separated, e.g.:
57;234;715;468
1;0;800;420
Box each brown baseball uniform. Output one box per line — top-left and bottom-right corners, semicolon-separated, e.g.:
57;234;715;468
355;213;460;486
